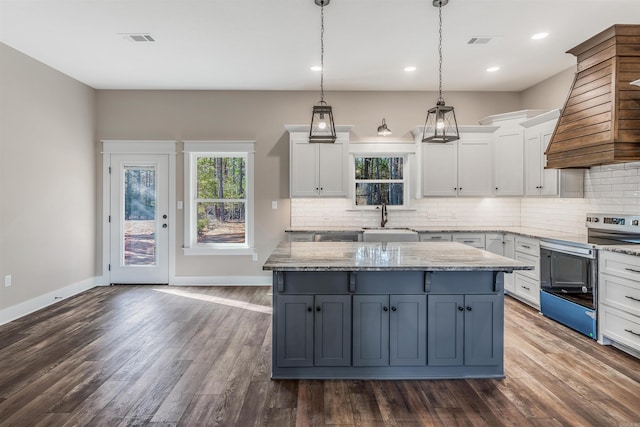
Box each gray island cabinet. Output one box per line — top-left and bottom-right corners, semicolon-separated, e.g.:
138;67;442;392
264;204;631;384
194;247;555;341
263;241;532;380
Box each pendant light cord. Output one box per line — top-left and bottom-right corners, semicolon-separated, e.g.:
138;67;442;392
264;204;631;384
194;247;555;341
438;2;444;104
320;3;325;104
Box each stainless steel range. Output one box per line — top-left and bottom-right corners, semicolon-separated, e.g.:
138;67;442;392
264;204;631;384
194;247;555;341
540;213;640;340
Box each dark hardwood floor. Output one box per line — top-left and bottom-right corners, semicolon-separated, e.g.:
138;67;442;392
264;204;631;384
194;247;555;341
1;285;639;426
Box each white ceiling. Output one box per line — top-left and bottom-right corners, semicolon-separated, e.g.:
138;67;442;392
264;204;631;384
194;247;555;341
1;0;639;92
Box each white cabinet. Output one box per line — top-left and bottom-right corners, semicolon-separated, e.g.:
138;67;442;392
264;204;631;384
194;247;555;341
452;233;486;249
485;233;505;256
599;250;640;357
480;110;546;197
419;232;453;242
512;236;540;308
419;127;497;197
493;129;524;196
520;110;583;198
502;234;516;293
286;126;352;197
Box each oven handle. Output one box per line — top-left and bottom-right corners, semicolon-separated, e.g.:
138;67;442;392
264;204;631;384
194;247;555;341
540;241;595;258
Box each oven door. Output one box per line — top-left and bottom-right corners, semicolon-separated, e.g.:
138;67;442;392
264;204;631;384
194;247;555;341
540;247;595;308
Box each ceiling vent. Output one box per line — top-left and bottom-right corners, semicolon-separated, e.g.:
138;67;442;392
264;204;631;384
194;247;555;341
124;34;155;42
467;37;493;45
546;25;640;169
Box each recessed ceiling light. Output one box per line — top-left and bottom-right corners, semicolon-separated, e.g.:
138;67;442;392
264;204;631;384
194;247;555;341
404;66;417;72
486;66;500;73
310;65;322;72
531;32;549;40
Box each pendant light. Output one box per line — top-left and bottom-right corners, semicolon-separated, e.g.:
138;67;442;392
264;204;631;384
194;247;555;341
631;79;640;86
377;118;392;136
422;0;460;143
309;0;337;143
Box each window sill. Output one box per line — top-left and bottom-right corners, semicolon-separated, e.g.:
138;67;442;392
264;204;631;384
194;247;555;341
183;247;257;256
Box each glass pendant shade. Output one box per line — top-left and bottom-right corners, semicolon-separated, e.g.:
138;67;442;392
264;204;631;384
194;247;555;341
422;100;459;143
309;102;337;143
422;0;459;143
631;79;640;86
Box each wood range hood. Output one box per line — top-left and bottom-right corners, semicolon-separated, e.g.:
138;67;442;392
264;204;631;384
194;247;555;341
546;25;640;169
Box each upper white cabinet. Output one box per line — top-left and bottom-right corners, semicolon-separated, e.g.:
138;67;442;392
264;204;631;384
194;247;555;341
519;110;584;198
417;126;497;197
480;110;547;197
286;125;352;198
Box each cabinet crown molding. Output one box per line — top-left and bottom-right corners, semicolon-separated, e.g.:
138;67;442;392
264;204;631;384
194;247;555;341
285;124;354;133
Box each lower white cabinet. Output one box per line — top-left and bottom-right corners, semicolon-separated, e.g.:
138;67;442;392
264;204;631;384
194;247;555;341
452;233;485;249
502;234;516;293
419;232;453;242
511;236;540;308
599;251;640;356
485;233;505;256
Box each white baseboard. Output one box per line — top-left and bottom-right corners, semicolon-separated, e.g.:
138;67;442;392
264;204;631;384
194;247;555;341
172;275;272;286
0;277;97;326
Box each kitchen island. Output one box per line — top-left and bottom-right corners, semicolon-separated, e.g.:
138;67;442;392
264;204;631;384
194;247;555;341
263;241;532;380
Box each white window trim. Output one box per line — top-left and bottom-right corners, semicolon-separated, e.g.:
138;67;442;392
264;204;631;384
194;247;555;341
183;141;255;256
351;152;412;210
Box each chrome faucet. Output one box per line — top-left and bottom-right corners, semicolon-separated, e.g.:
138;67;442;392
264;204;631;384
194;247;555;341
381;202;388;228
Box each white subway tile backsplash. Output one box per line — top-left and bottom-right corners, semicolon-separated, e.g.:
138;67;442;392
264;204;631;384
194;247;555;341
291;165;640;233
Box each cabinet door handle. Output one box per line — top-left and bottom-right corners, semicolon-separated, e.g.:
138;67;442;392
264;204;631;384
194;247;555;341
625;267;640;274
307;307;312;312
391;306;397;311
383;306;388;312
495;187;498;190
466;306;472;311
625;328;640;337
458;306;464;311
316;306;321;312
625;295;640;302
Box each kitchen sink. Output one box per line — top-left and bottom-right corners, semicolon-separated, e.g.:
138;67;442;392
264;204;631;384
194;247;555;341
362;228;419;242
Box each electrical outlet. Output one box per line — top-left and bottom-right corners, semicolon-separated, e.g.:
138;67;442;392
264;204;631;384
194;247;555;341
271;201;277;209
4;275;11;287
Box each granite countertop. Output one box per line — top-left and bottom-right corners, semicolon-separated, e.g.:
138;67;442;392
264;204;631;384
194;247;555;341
286;226;590;246
263;241;534;272
597;245;640;256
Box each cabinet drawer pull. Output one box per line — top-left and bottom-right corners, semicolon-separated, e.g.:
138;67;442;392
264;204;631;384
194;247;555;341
521;245;531;249
625;328;640;337
624;267;640;274
432;236;442;239
463;240;475;243
625;295;640;302
521;286;530;290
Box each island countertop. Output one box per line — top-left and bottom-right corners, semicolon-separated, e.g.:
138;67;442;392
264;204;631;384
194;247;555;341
263;241;533;272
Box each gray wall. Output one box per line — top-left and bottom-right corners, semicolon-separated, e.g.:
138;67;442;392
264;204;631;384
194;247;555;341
520;66;576;111
0;43;96;311
95;90;521;279
0;39;576;313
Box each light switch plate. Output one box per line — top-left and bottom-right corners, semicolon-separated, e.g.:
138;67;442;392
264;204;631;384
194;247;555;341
272;201;277;209
4;275;11;287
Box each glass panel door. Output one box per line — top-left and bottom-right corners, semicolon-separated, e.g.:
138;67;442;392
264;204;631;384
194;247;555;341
110;154;169;284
